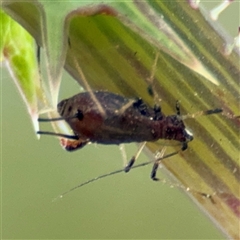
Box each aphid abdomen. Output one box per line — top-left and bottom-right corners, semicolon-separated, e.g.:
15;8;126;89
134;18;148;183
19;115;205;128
92;92;163;144
99;113;159;144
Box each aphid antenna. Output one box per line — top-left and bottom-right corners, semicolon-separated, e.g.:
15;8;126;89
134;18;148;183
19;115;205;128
146;52;161;104
38;115;76;122
37;111;83;139
37;115;81;139
52;144;215;203
37;131;79;140
52;148;180;201
181;108;223;120
38;109;83;125
114;99;136;116
72;55;106;118
221;112;240;119
37;112;82;139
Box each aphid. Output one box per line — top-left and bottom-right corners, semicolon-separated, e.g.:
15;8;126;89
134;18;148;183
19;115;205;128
38;90;222;181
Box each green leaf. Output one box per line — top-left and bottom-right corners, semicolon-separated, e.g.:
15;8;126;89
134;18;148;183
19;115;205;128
0;9;45;132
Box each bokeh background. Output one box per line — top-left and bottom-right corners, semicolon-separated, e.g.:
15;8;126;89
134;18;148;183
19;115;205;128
1;2;239;239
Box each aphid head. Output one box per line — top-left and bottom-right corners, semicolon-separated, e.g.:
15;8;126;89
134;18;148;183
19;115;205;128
183;128;194;142
165;115;193;144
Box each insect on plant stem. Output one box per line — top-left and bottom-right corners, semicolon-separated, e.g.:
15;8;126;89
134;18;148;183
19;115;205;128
37;52;223;198
38;91;222;187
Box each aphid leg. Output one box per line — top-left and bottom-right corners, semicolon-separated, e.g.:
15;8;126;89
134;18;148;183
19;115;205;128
198;192;216;204
119;144;128;167
176;100;181;115
150;147;166;181
147;85;154;97
133;98;147;115
151;163;159;181
151;140;189;180
146;52;161;104
181;141;188;151
153;104;162;120
124;142;146;172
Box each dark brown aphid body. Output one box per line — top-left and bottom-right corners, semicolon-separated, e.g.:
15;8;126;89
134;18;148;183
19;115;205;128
57;91;193;149
38;91;222;183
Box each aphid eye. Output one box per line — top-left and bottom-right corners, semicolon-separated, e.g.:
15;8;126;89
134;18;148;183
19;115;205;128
75;109;84;121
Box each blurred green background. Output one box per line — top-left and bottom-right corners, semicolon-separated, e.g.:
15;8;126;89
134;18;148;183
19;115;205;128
1;2;238;239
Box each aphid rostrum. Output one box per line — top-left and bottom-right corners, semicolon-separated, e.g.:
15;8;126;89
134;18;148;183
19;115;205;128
38;90;222;180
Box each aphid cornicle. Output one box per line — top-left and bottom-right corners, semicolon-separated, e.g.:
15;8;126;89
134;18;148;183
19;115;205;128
38;90;222;180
